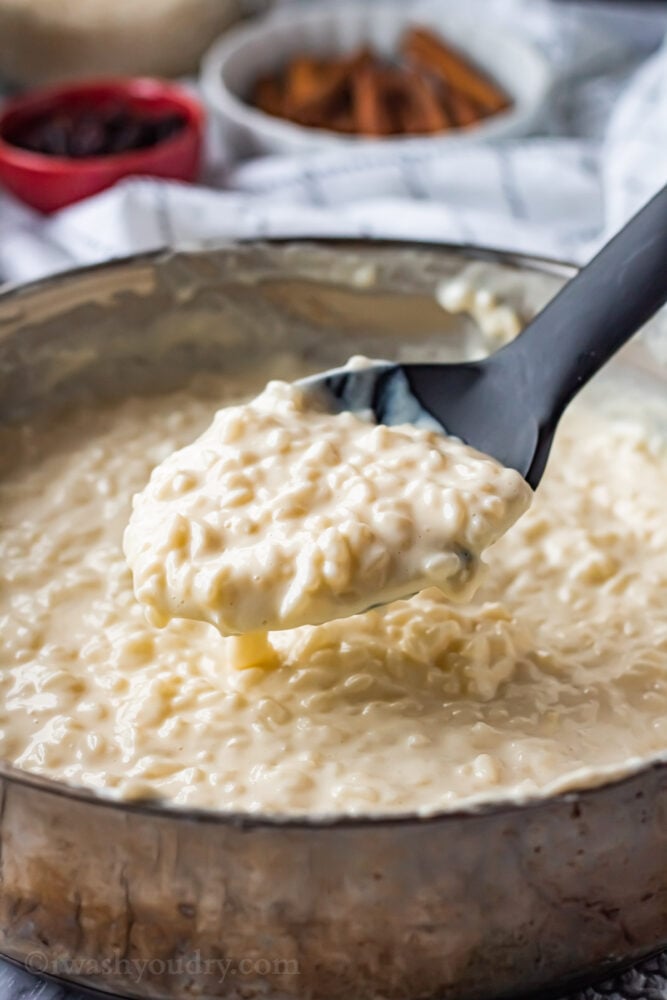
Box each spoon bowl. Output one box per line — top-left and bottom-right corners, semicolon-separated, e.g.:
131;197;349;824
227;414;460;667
301;185;667;488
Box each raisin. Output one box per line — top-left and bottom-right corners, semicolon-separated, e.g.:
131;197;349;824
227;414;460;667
6;101;187;158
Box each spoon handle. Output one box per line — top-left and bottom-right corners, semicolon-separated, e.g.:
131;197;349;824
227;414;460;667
505;183;667;426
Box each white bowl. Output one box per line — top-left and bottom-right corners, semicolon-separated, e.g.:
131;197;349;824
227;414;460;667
201;1;553;159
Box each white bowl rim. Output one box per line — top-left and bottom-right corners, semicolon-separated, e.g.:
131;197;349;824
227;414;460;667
201;0;553;151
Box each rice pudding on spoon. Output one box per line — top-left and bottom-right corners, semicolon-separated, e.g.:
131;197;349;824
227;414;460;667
126;186;667;664
124;359;531;666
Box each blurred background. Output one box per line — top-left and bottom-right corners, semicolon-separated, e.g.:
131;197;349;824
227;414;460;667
0;0;664;289
0;0;266;84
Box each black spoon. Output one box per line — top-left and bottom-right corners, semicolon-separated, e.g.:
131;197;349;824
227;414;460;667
299;184;667;489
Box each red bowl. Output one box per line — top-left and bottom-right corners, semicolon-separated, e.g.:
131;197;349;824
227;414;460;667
0;78;204;214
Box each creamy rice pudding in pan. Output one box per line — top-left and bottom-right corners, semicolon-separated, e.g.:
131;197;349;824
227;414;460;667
2;344;667;815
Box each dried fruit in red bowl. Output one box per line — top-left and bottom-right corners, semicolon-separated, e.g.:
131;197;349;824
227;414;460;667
4;100;188;159
0;78;204;212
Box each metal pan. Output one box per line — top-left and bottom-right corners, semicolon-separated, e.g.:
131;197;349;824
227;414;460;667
0;240;666;1000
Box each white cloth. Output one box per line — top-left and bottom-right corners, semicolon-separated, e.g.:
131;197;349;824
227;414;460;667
0;0;665;288
0;3;666;1000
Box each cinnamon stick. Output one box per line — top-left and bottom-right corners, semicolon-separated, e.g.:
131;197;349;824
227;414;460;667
403;26;509;115
446;88;484;129
250;28;510;136
398;69;452;134
252;75;285;119
351;63;395;136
